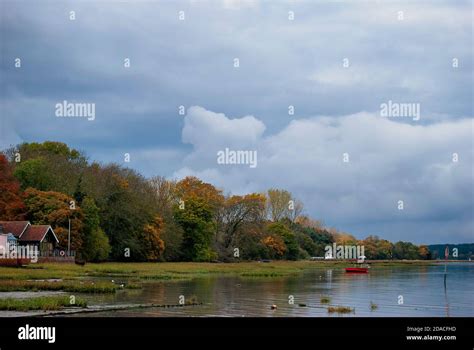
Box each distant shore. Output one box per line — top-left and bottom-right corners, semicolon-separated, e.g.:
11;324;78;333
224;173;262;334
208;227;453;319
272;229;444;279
0;259;470;283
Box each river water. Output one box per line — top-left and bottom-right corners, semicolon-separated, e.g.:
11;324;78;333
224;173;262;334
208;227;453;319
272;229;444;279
73;263;473;317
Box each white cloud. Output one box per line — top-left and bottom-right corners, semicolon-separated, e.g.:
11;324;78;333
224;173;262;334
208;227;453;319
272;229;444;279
183;106;265;148
174;106;473;243
180;106;266;168
221;0;260;10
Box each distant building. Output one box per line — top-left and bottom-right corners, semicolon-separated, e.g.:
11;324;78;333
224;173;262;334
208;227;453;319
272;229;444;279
0;221;59;257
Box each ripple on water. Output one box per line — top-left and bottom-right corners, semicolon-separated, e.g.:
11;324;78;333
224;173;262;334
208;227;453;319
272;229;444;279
66;264;474;317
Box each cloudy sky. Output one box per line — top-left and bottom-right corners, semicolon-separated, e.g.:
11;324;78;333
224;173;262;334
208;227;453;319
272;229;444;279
1;0;472;244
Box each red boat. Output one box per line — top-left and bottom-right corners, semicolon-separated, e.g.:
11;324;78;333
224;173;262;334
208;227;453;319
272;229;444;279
345;267;369;273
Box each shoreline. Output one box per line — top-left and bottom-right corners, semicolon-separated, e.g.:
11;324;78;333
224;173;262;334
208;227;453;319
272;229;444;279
0;259;470;280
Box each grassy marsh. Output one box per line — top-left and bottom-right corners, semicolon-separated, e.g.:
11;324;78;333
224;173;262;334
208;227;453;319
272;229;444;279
0;296;87;311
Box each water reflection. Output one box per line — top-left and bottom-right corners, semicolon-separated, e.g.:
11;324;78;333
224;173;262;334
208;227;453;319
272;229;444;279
74;263;473;317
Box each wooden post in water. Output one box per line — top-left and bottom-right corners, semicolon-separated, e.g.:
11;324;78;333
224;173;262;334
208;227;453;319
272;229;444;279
444;245;448;289
444;245;450;316
444;265;447;289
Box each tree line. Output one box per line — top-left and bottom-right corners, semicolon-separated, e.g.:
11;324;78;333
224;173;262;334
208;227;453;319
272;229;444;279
0;141;431;262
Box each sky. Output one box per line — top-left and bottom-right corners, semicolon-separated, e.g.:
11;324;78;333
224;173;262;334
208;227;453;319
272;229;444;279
0;0;472;244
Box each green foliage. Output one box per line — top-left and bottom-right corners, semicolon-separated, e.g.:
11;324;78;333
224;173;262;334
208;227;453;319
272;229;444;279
81;197;100;230
14;158;52;190
160;221;184;261
290;221;333;256
12;142;87;195
80;164;158;261
216;193;267;261
362;235;394;259
393;241;421;260
174;197;216;262
18;141;84;161
81;197;110;262
85;228;111;262
267;222;300;260
233;229;270;260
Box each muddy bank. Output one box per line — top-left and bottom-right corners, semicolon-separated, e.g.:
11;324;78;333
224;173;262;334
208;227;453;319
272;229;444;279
0;302;202;317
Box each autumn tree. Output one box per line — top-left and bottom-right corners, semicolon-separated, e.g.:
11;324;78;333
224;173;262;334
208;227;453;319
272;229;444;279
361;235;394;260
173;196;216;262
266;222;300;260
295;215;325;230
142;215;165;261
149;176;178;215
149;176;183;261
173;177;223;261
418;245;431;260
175;176;224;212
329;228;358;245
217;193;266;258
288;199;304;222
23;188;84;252
0;154;25;220
266;189;303;222
3;140;434;263
261;235;286;258
266;189;292;221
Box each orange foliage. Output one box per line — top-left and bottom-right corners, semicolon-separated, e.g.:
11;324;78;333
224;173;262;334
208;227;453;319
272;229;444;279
176;176;224;209
23;188;84;250
0;154;26;220
143;215;165;260
418;245;430;260
261;235;286;256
